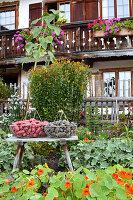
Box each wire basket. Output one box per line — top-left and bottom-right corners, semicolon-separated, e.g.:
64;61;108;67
10;119;48;138
44;120;77;138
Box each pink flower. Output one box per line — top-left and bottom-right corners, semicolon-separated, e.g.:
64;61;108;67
52;32;56;38
52;42;56;46
20;44;24;47
109;30;113;33
104;32;108;36
17;46;20;50
88;24;91;29
58;41;61;44
28;31;30;33
117;33;119;35
60;30;64;36
24;29;27;32
25;40;27;43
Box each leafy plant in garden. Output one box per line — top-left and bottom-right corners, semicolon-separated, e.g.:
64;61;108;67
0;92;25;132
0;77;12;100
28;59;91;122
14;10;67;119
88;17;133;36
0;164;132;199
59;138;133;171
86;103;101;135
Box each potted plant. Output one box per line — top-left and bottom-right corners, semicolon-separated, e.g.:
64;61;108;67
88;17;133;37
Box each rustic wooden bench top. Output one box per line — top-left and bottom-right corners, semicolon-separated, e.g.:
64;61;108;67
7;136;78;142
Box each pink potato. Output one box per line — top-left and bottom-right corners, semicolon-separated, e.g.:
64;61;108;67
43;121;49;126
36;127;41;134
14;126;19;132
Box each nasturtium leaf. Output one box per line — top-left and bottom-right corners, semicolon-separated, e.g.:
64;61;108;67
31;169;37;175
116;188;127;200
48;187;58;197
105;166;116;174
104;174;113;190
23;169;30;174
89;183;102;197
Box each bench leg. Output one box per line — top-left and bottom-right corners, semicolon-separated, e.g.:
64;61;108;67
60;141;74;173
13;142;24;170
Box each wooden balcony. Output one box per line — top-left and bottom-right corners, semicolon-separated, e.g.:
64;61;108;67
0;19;133;64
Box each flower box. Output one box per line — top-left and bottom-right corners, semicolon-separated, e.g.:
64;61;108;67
94;28;133;38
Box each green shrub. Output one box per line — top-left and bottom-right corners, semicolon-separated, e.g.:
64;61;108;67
0;164;132;199
0;78;12;99
59;138;133;171
29;59;91;122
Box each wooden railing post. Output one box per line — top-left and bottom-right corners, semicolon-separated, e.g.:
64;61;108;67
1;35;6;58
75;27;81;52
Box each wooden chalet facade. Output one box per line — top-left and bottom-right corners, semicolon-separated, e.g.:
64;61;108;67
0;0;133;100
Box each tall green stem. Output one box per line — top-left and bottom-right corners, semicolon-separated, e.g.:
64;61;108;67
24;61;37;120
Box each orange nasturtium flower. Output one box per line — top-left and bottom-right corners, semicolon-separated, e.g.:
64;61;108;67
53;198;57;200
4;179;10;184
30;178;34;182
64;181;72;189
83;175;89;181
119;171;126;178
43;193;47;197
37;169;44;175
126;172;132;179
116;178;124;186
12;186;17;193
84;138;89;142
26;181;34;188
112;173;118;180
81;188;90;197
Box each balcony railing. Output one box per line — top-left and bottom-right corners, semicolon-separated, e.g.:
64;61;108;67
0;19;133;60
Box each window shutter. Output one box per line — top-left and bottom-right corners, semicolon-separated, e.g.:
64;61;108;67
71;0;98;22
29;2;42;27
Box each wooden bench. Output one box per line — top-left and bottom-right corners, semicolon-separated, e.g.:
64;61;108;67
7;136;78;173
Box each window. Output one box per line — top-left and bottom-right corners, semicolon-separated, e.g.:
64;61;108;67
59;2;70;23
117;0;129;18
101;0;131;19
0;1;19;31
0;10;15;30
119;71;131;97
102;0;114;19
103;72;115;97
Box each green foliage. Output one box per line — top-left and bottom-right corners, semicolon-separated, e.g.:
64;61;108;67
0;92;25;132
0;165;132;199
0;78;12;99
59;138;133;171
86;103;101;135
15;10;67;64
29;59;91;122
0;128;46;171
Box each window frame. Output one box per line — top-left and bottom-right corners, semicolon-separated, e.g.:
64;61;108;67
44;0;71;21
100;0;133;19
100;68;133;97
0;1;19;30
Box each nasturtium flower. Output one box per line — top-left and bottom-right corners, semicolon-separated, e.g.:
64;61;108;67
43;193;47;196
81;188;90;197
126;172;132;179
37;169;44;175
26;181;34;188
119;171;126;178
12;186;17;193
64;181;72;189
112;173;118;179
4;179;10;184
84;138;89;142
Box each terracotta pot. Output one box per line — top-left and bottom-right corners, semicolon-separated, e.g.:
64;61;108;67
94;28;133;38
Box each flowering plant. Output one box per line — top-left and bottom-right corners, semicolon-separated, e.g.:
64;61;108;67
14;10;66;63
88;17;133;36
0;164;132;199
